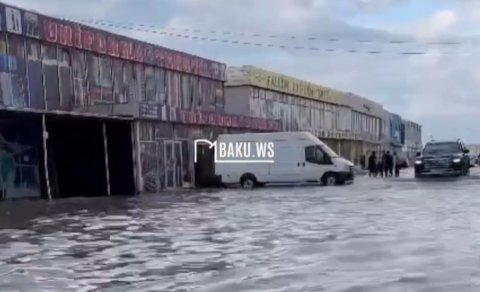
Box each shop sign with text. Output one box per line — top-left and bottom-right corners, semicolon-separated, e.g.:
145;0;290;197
0;3;226;81
139;104;281;131
245;66;343;105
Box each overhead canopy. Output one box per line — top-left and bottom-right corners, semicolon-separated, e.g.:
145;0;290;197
0;107;134;121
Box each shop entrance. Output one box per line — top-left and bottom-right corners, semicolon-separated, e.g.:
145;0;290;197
164;140;183;188
0;110;135;200
104;120;136;196
194;143;220;187
0;111;43;200
45;115;135;198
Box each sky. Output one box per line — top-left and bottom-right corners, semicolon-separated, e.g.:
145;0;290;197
6;0;480;143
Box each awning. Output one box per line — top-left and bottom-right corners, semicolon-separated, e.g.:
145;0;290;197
0;107;134;121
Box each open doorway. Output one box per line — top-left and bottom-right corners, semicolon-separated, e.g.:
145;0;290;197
45;115;135;199
163;140;184;189
105;119;135;196
194;143;221;187
46;115;107;198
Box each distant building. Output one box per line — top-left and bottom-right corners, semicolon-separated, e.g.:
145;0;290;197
402;119;422;162
467;144;480;155
389;113;403;151
225;65;391;164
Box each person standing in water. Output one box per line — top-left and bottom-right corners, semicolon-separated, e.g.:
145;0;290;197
382;151;388;177
386;151;394;177
393;152;400;177
368;151;377;177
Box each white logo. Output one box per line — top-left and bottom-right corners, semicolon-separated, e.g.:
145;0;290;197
194;139;275;163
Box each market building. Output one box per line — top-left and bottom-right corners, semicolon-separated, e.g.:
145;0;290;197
401;119;423;162
342;92;387;163
0;3;424;201
389;113;404;153
0;3;280;200
467;144;480;156
225;66;385;164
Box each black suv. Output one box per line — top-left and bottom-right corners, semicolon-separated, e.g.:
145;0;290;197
415;140;470;178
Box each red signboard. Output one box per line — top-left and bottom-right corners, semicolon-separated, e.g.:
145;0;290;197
172;108;281;131
0;3;226;81
139;104;281;131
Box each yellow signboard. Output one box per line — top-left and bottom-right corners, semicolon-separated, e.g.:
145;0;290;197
245;66;343;105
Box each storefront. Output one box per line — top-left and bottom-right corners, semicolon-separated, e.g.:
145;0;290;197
0;111;42;199
0;109;136;200
136;106;281;193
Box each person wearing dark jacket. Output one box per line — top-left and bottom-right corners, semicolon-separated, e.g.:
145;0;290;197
393;152;400;177
386;151;394;177
368;152;377;177
377;151;385;177
382;151;389;177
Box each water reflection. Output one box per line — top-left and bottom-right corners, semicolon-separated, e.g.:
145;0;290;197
1;174;480;291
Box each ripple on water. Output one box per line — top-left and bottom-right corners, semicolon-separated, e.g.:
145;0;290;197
1;173;480;291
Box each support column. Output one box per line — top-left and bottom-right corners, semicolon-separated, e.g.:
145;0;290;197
41;114;52;200
133;120;143;194
102;122;111;196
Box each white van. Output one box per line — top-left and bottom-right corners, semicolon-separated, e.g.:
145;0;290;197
214;131;354;189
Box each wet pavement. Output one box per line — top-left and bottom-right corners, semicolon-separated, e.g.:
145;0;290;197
2;168;480;291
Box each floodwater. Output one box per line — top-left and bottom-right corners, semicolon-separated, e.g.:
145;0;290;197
2;169;480;292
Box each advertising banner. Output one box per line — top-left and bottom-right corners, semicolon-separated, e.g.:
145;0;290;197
245;66;343;105
139;104;282;131
0;3;226;81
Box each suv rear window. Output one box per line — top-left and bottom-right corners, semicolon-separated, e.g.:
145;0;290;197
423;142;460;154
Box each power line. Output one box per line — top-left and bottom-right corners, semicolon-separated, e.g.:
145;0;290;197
60;16;463;47
61;17;473;57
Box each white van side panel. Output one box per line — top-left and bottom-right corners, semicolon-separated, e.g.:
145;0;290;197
215;162;270;184
214;131;351;185
268;142;303;182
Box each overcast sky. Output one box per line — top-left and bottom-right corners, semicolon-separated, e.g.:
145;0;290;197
6;0;480;143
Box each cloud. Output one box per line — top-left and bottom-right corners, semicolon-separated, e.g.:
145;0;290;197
3;0;480;143
2;0;117;19
410;10;458;39
352;0;410;12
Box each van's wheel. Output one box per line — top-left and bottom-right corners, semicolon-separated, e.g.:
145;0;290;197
240;174;257;189
322;173;337;186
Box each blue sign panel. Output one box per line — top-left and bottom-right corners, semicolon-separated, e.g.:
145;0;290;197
389;113;403;146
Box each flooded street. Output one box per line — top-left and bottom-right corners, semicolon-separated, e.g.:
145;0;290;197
2;169;480;292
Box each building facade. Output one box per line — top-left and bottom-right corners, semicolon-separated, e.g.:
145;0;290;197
0;3;280;199
0;3;423;200
402;119;422;162
225;66;385;164
467;144;480;156
343;92;387;161
388;113;403;153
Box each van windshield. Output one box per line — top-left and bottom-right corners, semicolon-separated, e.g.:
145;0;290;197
320;144;339;158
